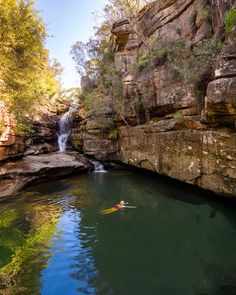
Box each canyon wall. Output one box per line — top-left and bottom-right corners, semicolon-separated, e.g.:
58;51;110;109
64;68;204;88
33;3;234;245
72;0;236;197
0;100;58;162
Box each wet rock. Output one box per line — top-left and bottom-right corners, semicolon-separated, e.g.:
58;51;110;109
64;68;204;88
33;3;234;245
0;152;93;198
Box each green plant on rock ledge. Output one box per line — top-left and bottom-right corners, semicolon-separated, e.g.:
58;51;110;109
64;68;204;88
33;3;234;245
189;9;198;34
134;42;169;73
169;38;223;85
15;121;34;137
108;128;119;140
225;8;236;34
136;54;150;71
203;6;211;23
174;112;183;121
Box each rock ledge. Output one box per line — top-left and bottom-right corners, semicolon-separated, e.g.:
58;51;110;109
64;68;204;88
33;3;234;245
0;152;93;198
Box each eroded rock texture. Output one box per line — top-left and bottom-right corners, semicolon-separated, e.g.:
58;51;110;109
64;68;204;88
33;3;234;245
0;100;59;161
0;101;25;161
0;152;93;198
114;0;236;197
70;95;118;161
71;0;236;197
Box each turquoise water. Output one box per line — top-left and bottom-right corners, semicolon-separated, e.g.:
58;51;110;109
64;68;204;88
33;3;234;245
0;170;236;295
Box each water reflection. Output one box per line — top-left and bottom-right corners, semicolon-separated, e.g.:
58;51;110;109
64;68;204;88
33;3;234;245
0;171;235;295
0;196;62;295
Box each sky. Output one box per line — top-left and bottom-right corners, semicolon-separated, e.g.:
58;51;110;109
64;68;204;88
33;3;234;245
35;0;108;88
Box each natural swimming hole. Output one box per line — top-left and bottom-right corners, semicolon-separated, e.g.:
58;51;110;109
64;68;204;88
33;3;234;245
0;170;236;295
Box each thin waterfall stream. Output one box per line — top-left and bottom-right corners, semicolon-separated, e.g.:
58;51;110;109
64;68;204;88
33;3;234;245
90;160;107;173
58;107;74;152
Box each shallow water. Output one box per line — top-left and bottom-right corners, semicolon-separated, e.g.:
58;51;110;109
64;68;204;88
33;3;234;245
0;170;236;295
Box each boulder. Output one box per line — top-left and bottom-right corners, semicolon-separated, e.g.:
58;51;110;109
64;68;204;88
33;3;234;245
0;152;93;198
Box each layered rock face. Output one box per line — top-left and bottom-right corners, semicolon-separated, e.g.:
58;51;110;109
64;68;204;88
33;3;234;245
71;97;118;161
0;100;95;197
0;100;59;161
72;0;236;197
0;101;25;161
0;152;93;198
24;112;58;157
113;0;236;197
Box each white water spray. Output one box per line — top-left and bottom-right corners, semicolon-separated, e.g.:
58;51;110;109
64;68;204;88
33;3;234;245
90;160;107;173
58;107;74;153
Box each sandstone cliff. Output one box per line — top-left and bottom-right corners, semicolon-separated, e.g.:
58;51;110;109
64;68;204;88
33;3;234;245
0;100;59;162
71;0;236;197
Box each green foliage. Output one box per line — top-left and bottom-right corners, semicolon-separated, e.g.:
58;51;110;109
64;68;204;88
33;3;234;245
151;46;169;65
15;120;34;136
83;90;97;110
174;112;183;120
82;89;114;130
136;54;150;71
195;38;223;56
172;38;186;52
169;38;223;84
203;6;211;22
189;9;198;33
0;202;61;292
134;41;169;73
225;8;236;34
0;0;61;134
71;32;115;82
133;38;223;84
108;128;119;140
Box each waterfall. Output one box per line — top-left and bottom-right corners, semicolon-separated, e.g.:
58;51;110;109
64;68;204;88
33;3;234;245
90;160;107;173
58;107;74;153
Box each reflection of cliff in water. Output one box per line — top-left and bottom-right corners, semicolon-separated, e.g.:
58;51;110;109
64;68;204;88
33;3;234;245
0;171;236;295
75;172;236;295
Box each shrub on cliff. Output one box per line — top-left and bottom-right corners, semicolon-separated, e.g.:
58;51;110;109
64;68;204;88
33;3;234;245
225;8;236;34
136;54;150;71
169;38;223;84
108;128;119;140
134;41;169;73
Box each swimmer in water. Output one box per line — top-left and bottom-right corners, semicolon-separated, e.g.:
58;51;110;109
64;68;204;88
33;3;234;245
99;200;136;214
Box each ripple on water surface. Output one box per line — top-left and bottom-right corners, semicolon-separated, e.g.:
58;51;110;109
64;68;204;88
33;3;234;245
0;171;236;295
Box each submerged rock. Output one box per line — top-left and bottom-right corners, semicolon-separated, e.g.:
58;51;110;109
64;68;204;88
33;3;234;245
0;152;93;198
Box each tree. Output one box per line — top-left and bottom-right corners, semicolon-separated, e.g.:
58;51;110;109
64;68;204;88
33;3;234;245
0;0;62;133
70;41;87;76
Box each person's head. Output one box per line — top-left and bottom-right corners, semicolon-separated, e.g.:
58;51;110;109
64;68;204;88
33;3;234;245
120;200;125;206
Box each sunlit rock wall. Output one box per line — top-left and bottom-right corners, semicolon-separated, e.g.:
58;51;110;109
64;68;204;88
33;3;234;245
112;0;236;197
71;0;236;196
0;100;59;161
